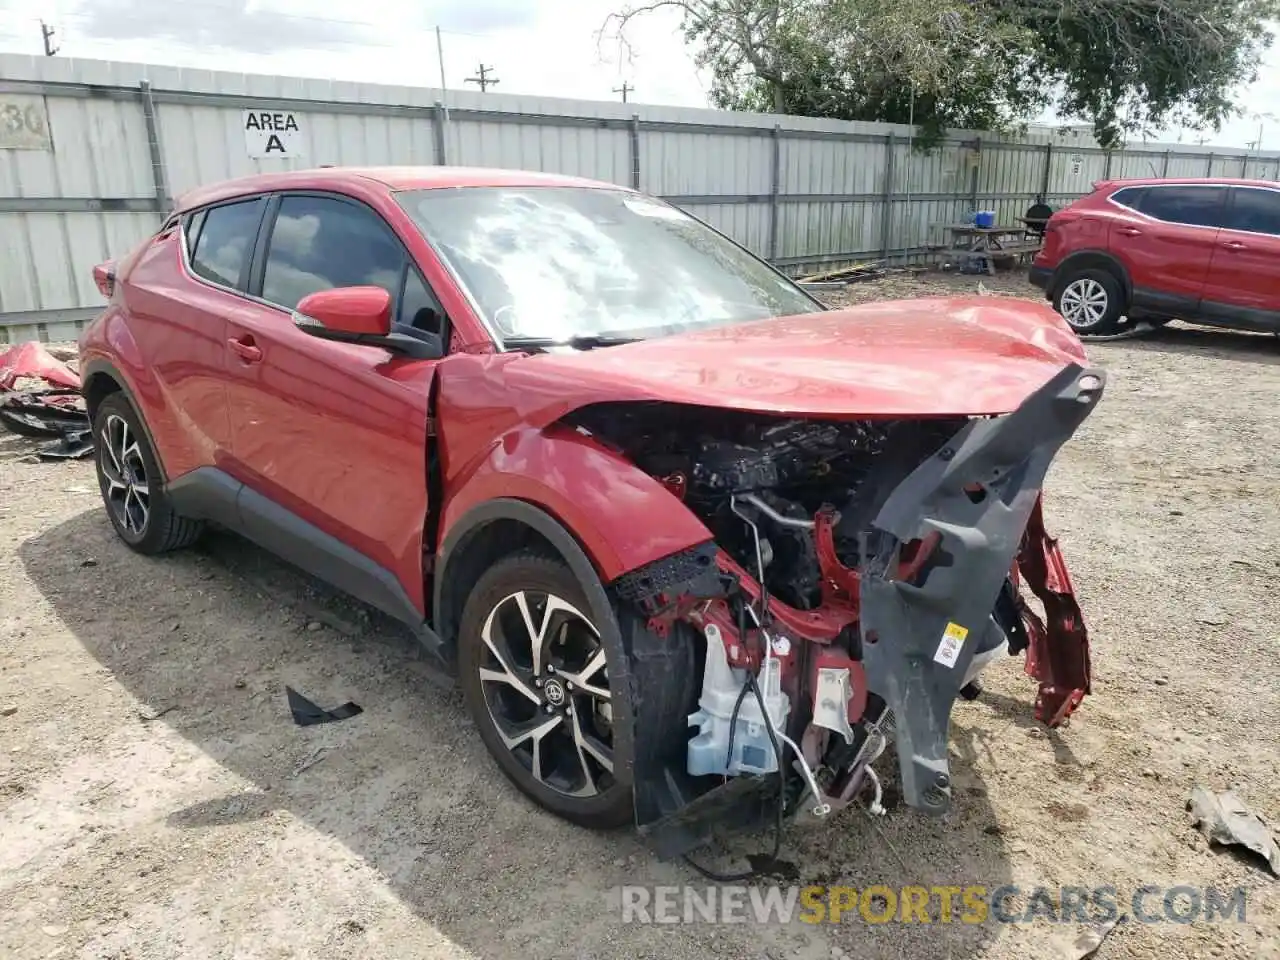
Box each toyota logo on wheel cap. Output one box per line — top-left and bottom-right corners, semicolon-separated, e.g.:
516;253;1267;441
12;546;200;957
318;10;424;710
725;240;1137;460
543;677;566;706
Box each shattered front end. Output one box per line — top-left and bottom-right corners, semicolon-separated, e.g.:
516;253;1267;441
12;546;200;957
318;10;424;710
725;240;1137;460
575;364;1104;856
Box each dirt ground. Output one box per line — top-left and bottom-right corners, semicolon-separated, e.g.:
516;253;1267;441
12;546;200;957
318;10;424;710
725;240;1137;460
2;271;1278;960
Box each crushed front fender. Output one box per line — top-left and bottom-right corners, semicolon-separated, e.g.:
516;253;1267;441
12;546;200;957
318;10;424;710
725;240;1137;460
858;363;1104;815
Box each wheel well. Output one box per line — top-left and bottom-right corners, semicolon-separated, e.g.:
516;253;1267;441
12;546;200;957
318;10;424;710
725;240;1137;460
1055;253;1130;303
83;371;122;423
434;517;560;657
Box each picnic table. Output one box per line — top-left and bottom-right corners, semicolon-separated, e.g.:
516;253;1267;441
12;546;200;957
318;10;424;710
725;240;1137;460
939;223;1042;275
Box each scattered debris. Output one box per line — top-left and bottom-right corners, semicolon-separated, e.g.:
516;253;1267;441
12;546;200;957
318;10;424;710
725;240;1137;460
291;745;331;777
0;344;91;459
798;260;886;285
137;704;177;722
1186;786;1280;876
0;342;80;391
1059;916;1121;959
37;429;94;460
1;705;17;717
80;557;98;568
285;686;362;727
305;620;323;633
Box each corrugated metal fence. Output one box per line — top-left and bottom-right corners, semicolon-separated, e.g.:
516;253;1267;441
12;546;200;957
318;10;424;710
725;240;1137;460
3;53;1279;344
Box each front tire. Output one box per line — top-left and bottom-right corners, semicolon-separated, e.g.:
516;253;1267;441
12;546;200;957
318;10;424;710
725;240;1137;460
93;393;203;554
1053;268;1124;335
458;552;633;828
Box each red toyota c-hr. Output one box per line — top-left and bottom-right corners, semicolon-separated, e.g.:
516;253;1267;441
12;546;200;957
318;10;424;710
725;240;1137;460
81;166;1102;852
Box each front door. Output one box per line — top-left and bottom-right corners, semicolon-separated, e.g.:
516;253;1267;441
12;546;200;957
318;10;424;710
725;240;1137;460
222;192;451;617
1199;185;1280;330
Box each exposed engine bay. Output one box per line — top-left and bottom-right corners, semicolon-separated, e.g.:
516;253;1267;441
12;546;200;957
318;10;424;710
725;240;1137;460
573;403;965;611
568;364;1103;861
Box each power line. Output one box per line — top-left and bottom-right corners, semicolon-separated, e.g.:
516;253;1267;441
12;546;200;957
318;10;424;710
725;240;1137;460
465;63;499;92
613;81;633;103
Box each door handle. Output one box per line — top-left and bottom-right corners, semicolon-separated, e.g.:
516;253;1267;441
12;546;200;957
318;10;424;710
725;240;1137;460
1221;239;1248;251
228;336;262;363
1116;227;1143;237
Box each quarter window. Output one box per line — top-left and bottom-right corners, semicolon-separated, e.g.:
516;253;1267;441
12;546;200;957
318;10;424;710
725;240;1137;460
190;199;264;289
1223;188;1280;236
261;195;405;310
1110;187;1145;210
1137;186;1226;228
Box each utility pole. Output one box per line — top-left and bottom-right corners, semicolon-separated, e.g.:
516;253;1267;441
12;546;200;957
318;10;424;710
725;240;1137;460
465;63;499;92
40;20;58;56
613;81;633;103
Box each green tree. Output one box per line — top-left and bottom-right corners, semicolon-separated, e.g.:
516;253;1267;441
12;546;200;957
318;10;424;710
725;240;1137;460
603;0;1279;146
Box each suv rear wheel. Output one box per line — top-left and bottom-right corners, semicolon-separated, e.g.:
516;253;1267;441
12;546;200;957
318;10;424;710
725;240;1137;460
93;393;204;554
458;552;632;827
1054;268;1124;335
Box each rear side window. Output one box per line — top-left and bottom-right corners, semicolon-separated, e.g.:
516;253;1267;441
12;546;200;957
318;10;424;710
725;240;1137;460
1223;188;1280;236
261;195;405;310
190;199;264;289
1109;187;1145;210
1137;186;1226;228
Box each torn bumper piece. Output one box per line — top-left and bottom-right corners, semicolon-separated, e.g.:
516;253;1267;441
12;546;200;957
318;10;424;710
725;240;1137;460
859;363;1104;815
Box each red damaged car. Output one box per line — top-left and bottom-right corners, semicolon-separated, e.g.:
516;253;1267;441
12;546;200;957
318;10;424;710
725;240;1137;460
79;167;1100;854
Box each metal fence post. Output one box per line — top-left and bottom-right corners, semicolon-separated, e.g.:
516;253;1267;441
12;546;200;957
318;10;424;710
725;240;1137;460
432;101;448;165
1205;152;1214;176
880;132;894;262
968;137;981;211
1039;141;1052;200
138;80;170;215
1162;150;1171;177
629;114;641;191
768;124;781;261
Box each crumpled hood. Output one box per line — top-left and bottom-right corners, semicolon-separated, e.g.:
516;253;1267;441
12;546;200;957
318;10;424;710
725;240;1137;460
505;296;1090;423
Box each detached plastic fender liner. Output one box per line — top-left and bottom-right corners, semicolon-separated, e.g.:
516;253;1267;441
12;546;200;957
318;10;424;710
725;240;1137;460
859;362;1105;815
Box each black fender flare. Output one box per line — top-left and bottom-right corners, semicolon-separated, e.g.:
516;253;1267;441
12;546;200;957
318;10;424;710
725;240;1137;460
79;358;170;480
432;497;637;784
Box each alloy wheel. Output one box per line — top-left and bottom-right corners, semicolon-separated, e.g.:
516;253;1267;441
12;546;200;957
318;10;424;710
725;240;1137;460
478;590;615;798
98;413;150;536
1059;278;1109;330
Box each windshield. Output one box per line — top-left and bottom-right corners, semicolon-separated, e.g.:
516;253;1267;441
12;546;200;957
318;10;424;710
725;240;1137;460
396;186;821;343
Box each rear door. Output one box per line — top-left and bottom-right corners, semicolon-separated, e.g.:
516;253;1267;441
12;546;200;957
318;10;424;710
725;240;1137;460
1199;185;1280;330
121;196;266;477
223;191;452;617
1110;184;1226;317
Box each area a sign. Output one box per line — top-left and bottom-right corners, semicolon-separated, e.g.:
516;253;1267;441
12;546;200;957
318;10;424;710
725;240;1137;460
243;110;305;159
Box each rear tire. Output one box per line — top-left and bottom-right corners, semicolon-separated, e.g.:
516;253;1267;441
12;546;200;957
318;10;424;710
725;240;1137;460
1053;268;1124;335
458;552;633;828
92;393;203;554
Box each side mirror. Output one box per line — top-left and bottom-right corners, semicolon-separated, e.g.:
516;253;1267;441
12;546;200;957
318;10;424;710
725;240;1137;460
293;286;443;360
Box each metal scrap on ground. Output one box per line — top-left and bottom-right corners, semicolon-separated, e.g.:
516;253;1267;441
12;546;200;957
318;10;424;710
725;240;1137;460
1187;785;1280;876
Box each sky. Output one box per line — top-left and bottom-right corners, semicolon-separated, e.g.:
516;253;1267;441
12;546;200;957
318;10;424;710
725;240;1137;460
0;0;1276;150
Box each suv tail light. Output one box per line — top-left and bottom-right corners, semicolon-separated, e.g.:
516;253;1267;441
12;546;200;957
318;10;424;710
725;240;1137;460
93;260;116;299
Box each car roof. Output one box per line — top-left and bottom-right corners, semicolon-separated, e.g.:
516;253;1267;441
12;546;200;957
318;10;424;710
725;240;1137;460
1098;177;1279;189
174;166;626;214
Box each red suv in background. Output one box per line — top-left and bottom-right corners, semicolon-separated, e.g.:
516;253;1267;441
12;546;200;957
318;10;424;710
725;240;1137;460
1030;178;1280;335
